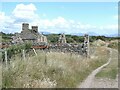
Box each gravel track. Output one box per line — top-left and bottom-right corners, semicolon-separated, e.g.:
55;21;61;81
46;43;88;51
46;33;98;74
78;48;118;88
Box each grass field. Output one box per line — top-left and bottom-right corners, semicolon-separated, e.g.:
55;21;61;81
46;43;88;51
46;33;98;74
2;46;110;88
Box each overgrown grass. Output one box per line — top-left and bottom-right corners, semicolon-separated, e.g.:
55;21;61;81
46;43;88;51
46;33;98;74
108;40;118;49
2;47;110;88
96;49;118;79
0;64;2;89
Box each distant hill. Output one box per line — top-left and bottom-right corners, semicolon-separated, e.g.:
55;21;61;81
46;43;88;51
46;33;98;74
40;31;51;35
40;31;119;37
1;31;119;44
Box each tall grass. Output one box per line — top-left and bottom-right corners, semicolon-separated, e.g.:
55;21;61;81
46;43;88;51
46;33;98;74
0;64;2;89
2;47;110;88
108;40;118;49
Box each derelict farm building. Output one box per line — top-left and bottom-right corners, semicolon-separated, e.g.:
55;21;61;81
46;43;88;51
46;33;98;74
12;23;47;44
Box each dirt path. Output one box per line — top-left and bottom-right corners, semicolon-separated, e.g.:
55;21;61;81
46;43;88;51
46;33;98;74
90;49;118;88
78;48;112;88
91;76;118;88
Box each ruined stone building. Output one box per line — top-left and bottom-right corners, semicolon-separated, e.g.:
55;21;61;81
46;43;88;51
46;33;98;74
83;34;90;57
58;33;66;44
12;23;47;44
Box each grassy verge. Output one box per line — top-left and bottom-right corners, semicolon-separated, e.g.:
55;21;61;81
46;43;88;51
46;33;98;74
2;47;110;88
96;49;118;79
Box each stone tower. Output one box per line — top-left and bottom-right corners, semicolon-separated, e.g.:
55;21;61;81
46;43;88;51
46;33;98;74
83;34;90;57
32;26;38;33
58;33;66;44
22;23;29;31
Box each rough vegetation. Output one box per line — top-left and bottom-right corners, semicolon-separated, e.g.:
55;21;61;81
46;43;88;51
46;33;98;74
1;32;119;88
0;64;2;89
2;46;110;88
92;39;106;46
1;43;32;62
108;40;118;49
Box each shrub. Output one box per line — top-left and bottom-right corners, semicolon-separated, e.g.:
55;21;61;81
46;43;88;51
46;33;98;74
2;43;32;61
108;41;118;49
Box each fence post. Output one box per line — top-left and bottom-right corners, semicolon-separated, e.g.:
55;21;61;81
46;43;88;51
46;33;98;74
33;48;37;56
22;49;25;60
44;51;47;64
5;50;7;66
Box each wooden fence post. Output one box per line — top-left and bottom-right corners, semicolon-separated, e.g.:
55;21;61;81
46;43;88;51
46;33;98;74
5;50;7;66
44;51;47;64
22;49;25;60
33;48;37;56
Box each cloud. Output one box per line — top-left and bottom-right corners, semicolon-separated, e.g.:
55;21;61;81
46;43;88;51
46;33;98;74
42;13;47;17
12;3;39;23
34;17;99;34
0;11;21;33
104;24;118;30
0;12;5;21
98;24;118;35
0;12;10;31
1;3;118;36
1;3;39;33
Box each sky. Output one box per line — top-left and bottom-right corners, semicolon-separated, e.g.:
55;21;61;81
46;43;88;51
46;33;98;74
0;2;118;36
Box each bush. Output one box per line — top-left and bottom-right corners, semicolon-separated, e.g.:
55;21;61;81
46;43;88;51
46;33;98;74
2;43;32;61
108;41;118;49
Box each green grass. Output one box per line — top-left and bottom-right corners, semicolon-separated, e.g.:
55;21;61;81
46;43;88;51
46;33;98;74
96;49;118;79
2;47;110;88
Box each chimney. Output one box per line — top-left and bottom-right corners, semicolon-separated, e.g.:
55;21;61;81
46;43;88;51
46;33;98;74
22;23;29;31
32;26;38;33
